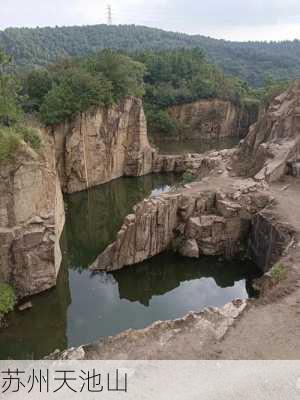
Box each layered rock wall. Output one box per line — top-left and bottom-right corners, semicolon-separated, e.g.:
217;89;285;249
235;81;300;182
152;99;257;141
0;133;65;298
248;211;293;272
91;180;271;272
53;97;154;193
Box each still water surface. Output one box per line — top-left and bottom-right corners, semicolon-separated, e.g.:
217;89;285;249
0;140;259;360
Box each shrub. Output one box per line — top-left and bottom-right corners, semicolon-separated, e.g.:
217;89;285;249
0;283;16;317
270;262;288;283
17;126;41;150
0;127;21;161
182;171;197;184
146;109;178;137
0;125;41;162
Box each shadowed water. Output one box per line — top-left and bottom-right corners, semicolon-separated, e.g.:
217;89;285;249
0;165;260;360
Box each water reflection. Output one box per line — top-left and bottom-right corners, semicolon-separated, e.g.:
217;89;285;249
114;253;259;306
67;252;260;347
0;167;260;360
63;174;182;270
0;239;71;360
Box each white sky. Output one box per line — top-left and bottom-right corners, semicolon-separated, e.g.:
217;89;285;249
0;0;300;41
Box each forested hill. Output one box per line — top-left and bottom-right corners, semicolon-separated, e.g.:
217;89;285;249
1;24;300;86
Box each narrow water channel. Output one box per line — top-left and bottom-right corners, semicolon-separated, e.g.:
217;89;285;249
0;139;259;360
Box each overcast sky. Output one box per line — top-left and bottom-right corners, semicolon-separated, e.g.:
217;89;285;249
1;0;300;41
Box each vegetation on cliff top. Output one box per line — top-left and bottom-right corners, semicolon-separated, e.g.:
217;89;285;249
23;51;145;125
22;48;258;128
1;24;300;86
136;49;261;136
0;47;291;137
0;50;41;161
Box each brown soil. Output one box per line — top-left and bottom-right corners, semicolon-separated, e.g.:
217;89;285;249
208;177;300;359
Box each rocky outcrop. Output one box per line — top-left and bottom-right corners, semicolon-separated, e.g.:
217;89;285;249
152;152;221;174
153;99;257;141
47;299;247;360
234;80;300;182
90;177;271;272
0;133;65;299
248;210;294;272
53;97;154;193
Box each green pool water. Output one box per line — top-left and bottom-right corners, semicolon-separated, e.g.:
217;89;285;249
0;164;260;360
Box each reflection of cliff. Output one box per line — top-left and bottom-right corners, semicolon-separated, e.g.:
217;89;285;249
113;252;260;306
63;174;182;270
0;237;71;359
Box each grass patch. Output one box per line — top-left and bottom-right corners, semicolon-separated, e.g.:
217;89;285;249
16;125;41;150
270;262;288;283
0;283;16;317
182;170;196;184
0;127;22;161
0;125;41;162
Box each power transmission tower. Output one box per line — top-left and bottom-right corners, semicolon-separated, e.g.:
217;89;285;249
107;4;112;25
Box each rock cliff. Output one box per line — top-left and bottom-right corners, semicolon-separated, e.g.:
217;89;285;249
53;97;154;193
90;177;271;272
235;80;300;182
0;133;65;299
153;99;257;141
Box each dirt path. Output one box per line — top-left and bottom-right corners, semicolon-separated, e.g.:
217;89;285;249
208;177;300;359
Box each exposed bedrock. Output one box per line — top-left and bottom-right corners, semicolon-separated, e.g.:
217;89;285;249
0;133;65;299
248;210;294;272
53;96;154;193
152;99;258;141
90;178;272;272
234;80;300;182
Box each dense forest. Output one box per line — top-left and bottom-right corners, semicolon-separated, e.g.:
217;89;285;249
0;46;289;141
0;24;300;86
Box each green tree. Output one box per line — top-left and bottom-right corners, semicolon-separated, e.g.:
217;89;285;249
40;69;113;125
0;49;21;125
85;50;146;100
22;69;53;112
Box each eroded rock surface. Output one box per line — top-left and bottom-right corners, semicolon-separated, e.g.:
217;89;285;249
158;99;257;140
0;133;65;298
53;97;154;193
91;176;271;272
234;80;300;182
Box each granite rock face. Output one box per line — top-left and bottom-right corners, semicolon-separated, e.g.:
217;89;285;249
162;99;257;140
53;97;154;193
235;80;300;182
0;133;65;298
248;210;293;272
91;180;271;272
